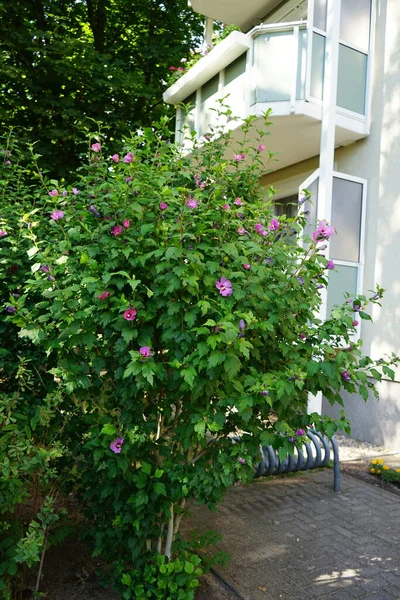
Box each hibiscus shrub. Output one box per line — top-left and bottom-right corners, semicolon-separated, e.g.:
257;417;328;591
1;117;398;599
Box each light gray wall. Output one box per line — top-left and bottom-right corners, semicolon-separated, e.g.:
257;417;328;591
324;0;400;451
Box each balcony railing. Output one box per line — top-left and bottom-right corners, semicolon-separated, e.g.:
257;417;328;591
163;21;371;163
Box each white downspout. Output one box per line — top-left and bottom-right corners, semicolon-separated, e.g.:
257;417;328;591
308;0;341;415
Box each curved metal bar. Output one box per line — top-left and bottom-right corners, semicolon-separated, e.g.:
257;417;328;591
307;431;322;467
331;434;341;492
234;430;340;491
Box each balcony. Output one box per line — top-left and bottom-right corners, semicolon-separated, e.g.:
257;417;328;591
163;21;371;172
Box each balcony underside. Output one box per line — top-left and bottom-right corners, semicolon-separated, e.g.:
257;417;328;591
209;105;367;172
191;0;283;30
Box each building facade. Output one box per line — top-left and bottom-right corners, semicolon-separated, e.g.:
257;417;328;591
163;0;400;450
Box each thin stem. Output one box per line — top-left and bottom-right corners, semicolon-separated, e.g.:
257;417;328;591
35;531;48;592
164;504;174;559
157;523;165;554
173;498;186;539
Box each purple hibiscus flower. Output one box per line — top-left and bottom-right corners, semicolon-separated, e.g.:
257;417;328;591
110;437;124;454
215;277;233;297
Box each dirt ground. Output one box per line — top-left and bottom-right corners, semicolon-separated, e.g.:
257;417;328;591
22;461;399;600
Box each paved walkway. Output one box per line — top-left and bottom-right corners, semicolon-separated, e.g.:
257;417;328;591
187;471;400;600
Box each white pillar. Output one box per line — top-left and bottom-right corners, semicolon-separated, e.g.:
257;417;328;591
308;0;341;415
203;17;213;50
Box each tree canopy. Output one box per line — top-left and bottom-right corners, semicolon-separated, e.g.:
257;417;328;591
0;0;203;178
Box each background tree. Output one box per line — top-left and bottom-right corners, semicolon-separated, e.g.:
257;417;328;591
0;0;203;178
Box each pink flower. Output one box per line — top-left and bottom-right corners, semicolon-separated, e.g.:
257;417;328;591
233;198;243;206
123;308;137;321
255;223;266;235
223;203;230;210
98;291;110;300
49;189;59;197
169;66;176;71
233;153;246;161
123;152;134;163
186;196;197;209
62;190;68;197
159;202;168;210
5;160;11;165
237;227;246;234
111;225;123;236
91;143;101;152
243;264;251;270
352;320;359;327
50;210;64;221
123;219;130;229
110;437;124;454
295;429;305;436
139;346;153;357
312;220;335;242
326;259;335;270
300;333;306;340
111;154;120;163
72;187;79;195
238;457;246;465
257;143;265;152
268;218;280;231
0;230;7;237
125;177;132;183
215;277;233;297
177;67;184;72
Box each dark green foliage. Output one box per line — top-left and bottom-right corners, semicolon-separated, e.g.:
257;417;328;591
0;0;203;178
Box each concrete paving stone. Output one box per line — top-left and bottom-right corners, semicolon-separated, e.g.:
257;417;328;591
186;471;400;600
361;593;398;599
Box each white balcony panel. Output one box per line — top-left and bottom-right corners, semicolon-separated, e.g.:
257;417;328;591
163;31;250;105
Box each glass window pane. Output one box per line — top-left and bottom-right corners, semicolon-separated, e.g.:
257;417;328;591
330;177;363;262
313;0;327;31
254;31;295;103
274;194;298;218
200;75;220;135
225;53;247;86
296;28;307;100
201;75;219;103
181;93;196;133
337;44;367;114
327;265;358;314
310;33;325;100
340;0;371;51
224;53;247;119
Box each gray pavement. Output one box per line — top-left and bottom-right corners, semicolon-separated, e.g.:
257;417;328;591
187;471;400;600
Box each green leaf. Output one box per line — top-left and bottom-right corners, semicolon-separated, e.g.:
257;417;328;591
153;482;167;496
359;311;372;321
208;351;225;368
194;421;206;438
382;366;395;380
181;366;196;387
141;462;152;475
101;424;117;436
224;354;241;379
184;561;195;574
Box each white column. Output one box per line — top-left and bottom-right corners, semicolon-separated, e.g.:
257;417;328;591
204;17;213;50
308;0;341;416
